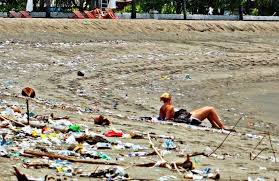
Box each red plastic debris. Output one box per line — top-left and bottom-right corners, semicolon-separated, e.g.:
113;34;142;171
104;130;123;137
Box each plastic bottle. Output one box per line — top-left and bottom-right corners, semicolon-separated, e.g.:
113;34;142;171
96;142;111;149
97;152;111;160
162;139;176;150
128;152;147;157
66;135;78;144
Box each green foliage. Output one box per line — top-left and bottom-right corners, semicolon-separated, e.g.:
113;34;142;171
123;4;132;12
0;0;27;11
161;3;176;14
251;8;259;16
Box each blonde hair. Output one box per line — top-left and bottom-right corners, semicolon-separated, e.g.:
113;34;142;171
160;93;171;101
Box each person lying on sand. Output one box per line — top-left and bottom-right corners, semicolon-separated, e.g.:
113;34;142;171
159;92;231;130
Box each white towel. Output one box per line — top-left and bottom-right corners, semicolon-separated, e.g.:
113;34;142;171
108;0;117;9
26;0;33;12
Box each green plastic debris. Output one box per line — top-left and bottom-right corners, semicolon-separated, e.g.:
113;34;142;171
8;151;20;158
68;124;81;132
27;112;35;117
97;152;111;160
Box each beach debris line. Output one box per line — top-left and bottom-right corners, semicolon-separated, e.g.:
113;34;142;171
2;90;276;180
0;99;213;180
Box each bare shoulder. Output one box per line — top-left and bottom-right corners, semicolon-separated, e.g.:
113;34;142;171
166;104;174;110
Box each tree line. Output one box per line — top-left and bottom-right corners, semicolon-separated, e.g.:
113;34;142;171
133;0;278;16
0;0;278;16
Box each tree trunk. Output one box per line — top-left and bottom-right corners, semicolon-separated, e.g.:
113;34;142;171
175;0;181;14
46;0;51;18
182;0;187;20
39;0;44;11
239;6;243;20
131;0;136;19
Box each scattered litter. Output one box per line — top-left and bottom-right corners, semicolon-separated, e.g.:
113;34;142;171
0;75;275;181
185;74;192;80
258;166;267;170
158;175;177;181
248;177;265;181
104;130;123;137
68;124;81;132
185;168;220;180
96;142;112;149
128;152;147;157
81;166;128;179
112;100;118;109
77;71;85;76
94;115;111;126
162;139;176;150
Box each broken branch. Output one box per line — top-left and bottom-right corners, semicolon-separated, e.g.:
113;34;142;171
24;150;122;166
209;116;242;156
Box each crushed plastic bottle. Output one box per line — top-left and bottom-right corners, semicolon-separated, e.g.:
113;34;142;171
158;175;177;181
248;177;265;181
162;139;176;150
128;152;147;157
202;167;211;174
185;74;192;80
96;142;111;149
1;107;15;117
21;126;33;135
66;135;78;144
97;152;111;160
113;167;127;177
0;146;8;156
204;146;213;155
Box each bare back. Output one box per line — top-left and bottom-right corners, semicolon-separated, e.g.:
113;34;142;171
159;104;174;120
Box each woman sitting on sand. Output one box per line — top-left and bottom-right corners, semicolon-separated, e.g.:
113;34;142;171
159;92;225;129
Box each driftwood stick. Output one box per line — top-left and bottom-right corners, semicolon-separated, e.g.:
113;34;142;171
13;167;29;181
0;115;25;127
252;135;265;152
209;116;242;156
173;162;183;176
189;152;208;157
23;162;50;168
134;162;156;167
249;134;266;160
252;148;268;160
147;133;165;162
24;150;121;166
147;133;173;170
268;133;277;163
20;153;37;158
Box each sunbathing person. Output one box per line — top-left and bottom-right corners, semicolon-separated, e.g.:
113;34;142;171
159;92;225;129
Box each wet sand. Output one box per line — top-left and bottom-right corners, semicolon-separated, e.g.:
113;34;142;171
0;19;278;180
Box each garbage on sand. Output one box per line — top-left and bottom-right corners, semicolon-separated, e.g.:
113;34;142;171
0;96;238;181
104;129;123;137
162;139;176;150
94;115;111;126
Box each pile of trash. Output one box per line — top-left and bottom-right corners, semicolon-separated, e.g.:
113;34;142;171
0;102;223;180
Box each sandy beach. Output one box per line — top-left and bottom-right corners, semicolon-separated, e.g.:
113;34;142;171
0;18;278;180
